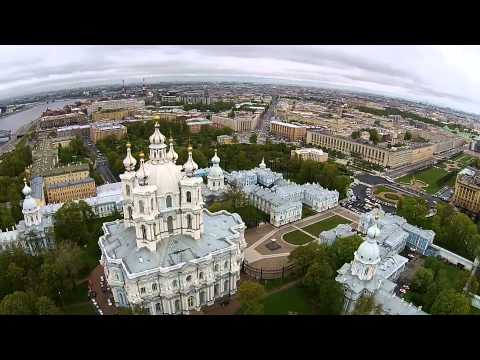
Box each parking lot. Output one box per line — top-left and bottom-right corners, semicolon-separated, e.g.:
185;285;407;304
87;265;118;315
344;182;396;215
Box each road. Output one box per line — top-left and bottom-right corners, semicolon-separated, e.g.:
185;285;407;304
82;137;119;184
356;173;442;208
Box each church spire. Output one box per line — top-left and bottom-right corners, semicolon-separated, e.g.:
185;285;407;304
183;142;198;177
166;135;178;164
148;122;167;163
123;142;137;172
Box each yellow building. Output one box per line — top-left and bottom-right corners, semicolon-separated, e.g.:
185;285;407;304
306;130;434;169
270;120;307;141
43;163;91;187
291;148;328;162
46;178;97;204
92;109;133;122
90;123;127;144
453;169;480;214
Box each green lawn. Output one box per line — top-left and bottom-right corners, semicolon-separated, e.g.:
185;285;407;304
397;166;454;194
263;285;314;315
283;215;350;245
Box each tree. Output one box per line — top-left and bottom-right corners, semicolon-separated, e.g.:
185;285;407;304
303;258;334;294
249;133;257;144
237;281;266;314
36;296;62;315
397;197;429;227
54;201;97;246
330;235;364;269
0;291;36;314
430;289;471;315
411;268;434;293
289;242;331;276
351;294;383;315
404;131;412;141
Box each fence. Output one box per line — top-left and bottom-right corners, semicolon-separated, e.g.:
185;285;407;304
242;261;296;280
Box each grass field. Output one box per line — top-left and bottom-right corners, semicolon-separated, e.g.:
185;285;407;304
397;166;454;194
301;206;317;219
263;285;314;315
283;215;350;245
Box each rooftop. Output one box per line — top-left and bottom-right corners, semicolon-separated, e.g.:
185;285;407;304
99;210;244;276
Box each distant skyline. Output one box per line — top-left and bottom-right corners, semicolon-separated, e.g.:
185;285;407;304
0;45;479;115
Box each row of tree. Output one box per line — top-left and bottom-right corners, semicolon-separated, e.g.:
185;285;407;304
0;139;32;229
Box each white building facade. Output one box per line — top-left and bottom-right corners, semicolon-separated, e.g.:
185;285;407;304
98;123;246;315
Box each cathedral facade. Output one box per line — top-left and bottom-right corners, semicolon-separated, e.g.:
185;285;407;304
98;123;246;314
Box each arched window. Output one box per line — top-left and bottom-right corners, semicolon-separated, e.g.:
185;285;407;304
151;198;155;211
188;296;194;308
174;299;181;313
152;283;157;291
224;260;228;269
126;184;130;196
200;291;206;305
186;275;192;282
214;264;219;272
224;280;229;292
139;200;144;214
199;272;204;280
128;207;133;220
141;225;147;240
172;280;178;288
186;191;192;203
187;214;192;229
166;195;172;208
167;216;174;233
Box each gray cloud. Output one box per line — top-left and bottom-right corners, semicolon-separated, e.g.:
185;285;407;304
0;45;478;114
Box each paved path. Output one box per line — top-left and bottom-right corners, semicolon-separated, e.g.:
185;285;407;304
245;207;360;264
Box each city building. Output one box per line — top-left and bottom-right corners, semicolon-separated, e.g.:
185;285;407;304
207;149;225;192
88;99;145;114
41;163;97;204
291;148;328;163
270;120;307;141
46;177;97;204
92;109;133;122
98;123;246;314
306;130;435;169
56;124;91;139
178;91;211;105
90;122;127;144
336;220;427;315
212;113;260;132
39;112;87;129
453;167;480;214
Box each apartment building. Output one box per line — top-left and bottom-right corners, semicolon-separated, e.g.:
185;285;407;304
39;112;87;129
270;121;307;141
90;122;127;144
212;113;260;132
46;178;97;204
92;109;133;122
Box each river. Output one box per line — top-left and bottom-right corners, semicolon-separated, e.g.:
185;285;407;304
0;99;83;133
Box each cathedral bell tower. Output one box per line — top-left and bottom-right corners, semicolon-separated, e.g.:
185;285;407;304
180;144;204;240
120;143;137;228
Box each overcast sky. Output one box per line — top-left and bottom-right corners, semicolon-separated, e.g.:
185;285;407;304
0;45;479;114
